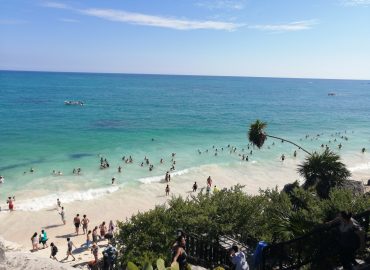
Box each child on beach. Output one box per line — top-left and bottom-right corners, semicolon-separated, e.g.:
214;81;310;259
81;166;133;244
50;242;58;261
59;207;66;225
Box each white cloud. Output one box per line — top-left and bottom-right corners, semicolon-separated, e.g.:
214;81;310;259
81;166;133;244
342;0;370;6
42;2;69;9
59;18;79;23
81;8;242;31
249;20;318;32
0;19;27;25
196;0;246;10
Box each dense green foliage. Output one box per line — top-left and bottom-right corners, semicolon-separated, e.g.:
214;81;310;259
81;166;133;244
298;149;351;198
116;185;369;266
248;120;267;148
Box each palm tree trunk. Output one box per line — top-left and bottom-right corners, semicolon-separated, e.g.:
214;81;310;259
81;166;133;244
266;135;312;156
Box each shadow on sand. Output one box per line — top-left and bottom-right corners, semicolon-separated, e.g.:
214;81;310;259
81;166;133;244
55;233;77;239
43;224;63;229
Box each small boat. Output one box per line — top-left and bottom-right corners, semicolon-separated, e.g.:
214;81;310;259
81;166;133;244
64;100;84;106
328;92;336;96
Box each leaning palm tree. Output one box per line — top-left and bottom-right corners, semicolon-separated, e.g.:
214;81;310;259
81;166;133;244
297;149;351;199
248;120;311;155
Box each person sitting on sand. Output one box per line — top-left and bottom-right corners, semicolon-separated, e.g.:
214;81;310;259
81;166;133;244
31;232;39;251
50;242;58;261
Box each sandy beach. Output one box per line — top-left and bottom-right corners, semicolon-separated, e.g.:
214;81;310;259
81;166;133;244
0;153;369;268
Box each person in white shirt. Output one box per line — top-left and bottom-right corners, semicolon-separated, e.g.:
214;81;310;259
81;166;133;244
230;245;249;270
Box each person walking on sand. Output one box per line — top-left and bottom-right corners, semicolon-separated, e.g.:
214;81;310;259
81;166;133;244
31;232;39;251
108;220;115;234
83;230;92;249
91;243;99;263
99;221;107;239
59;207;66;225
92;226;99;243
82;214;90;234
57;198;61;208
40;229;48;248
192;182;198;192
7;196;14;211
207;176;212;187
64;238;76;261
165;184;170;196
50;242;58;261
74;214;81;235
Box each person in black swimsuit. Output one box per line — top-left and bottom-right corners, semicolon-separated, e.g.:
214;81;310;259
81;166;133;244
172;236;187;270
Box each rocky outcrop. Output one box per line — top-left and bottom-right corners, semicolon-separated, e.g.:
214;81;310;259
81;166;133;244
0;238;74;270
339;180;365;195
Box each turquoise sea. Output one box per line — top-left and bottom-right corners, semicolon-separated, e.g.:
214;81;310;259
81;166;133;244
0;71;370;209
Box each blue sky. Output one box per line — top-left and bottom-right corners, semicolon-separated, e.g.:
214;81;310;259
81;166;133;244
0;0;370;79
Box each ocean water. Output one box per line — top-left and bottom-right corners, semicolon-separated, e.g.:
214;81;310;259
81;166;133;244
0;71;370;210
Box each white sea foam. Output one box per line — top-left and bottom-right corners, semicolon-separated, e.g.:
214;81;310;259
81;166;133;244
15;186;120;211
349;162;370;172
138;168;191;184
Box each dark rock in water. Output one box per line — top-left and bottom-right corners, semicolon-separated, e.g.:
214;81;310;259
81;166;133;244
339;180;365;195
367;179;370;186
69;153;94;159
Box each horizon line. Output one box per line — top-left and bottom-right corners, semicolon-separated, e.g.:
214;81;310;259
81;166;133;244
1;69;369;81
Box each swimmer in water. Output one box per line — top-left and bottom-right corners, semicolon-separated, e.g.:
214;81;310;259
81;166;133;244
111;177;116;185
